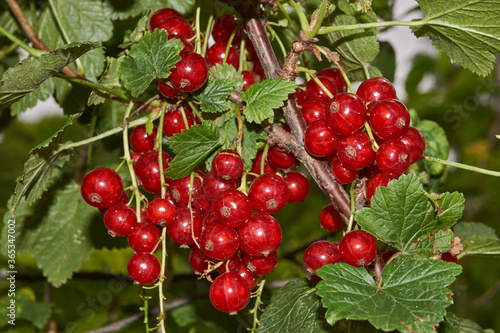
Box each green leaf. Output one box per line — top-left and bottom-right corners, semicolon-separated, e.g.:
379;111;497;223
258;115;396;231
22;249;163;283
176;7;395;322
316;256;462;332
411;0;500;76
406;229;455;257
0;42;100;113
256;279;331;333
88;56;128;105
194;77;234;113
119;30;183;97
356;174;464;253
210;63;244;92
438;312;460;333
118;12;150;49
416;120;449;176
11;113;80;211
164;123;222;179
453;222;500;258
10;79;55;115
337;0;373;14
457;318;495;333
15;289;53;329
241;79;297;124
325;12;381;81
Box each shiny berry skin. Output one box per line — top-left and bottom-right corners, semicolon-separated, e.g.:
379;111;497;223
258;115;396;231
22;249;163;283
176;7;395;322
202;171;239;198
376;140;411;178
250;149;276;176
330;157;358;184
169;35;194;54
170;171;203;207
248;173;289;214
104;204;138;237
303;241;341;274
167;208;203;245
368;99;410;140
206;42;240;69
217;255;241;274
340;230;377;267
212;190;252;228
304;76;338;102
156;16;194;39
202;211;220;231
317;67;347;92
325;93;367;136
192;190;212;214
127;252;161;285
147;198;176;226
158;80;180;99
233;262;259;289
294;86;306;106
399;126;426;164
130;125;157;153
150;8;183;31
169;51;208;92
200;224;240;260
98;191;129;215
366;173;393;203
356;77;397;104
241;70;260;91
189;247;210;273
162;107;195;137
209;272;250;313
212;14;242;45
304;120;340;158
212;149;244;180
242;251;278;276
127;222;162;253
267;145;297;170
238;213;282;257
319;204;343;232
301;98;327;125
337;132;376;170
283;171;310;203
134;150;172;195
81;168;124;209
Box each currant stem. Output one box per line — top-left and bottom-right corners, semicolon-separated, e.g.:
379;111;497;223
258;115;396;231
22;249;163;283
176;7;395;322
364;121;380;151
235;107;244;156
260;143;270;176
266;24;287;60
423;156;500;178
53;72;129;101
317;20;421;35
249;278;266;333
311;74;334;99
334;61;355;94
157;102;168;199
346;183;356;233
0;25;45;57
179;104;190;129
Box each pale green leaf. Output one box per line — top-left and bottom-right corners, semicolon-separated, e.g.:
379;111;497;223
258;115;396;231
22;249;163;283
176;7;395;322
416;120;449;176
210;63;245;92
316;256;462;332
242;79;297;123
412;0;500;76
15;290;53;329
439;312;460;333
88;56;128;105
118;12;150;49
119;30;183;97
193;77;234;113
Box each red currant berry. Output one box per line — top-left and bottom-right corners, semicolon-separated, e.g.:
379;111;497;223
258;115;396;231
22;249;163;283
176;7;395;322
169;51;208;92
356;77;397;104
301;98;327;125
366;173;393;203
339;230;377;267
209;272;250;313
189;247;210;273
158;80;180;99
362;160;382;181
81;168;124;209
317;67;347;92
283;171;310;203
202;210;220;231
162;106;195;137
233;262;259;289
248;173;289;214
147;198;176;226
104;204;138;237
330;157;358;184
169;35;194;54
267;145;297;170
241;70;261;91
238;213;282;257
167;208;203;245
242;251;278;276
368;99;410;140
202;171;239;199
212;149;244;180
217;255;241;274
212;14;243;45
170;171;204;207
156;16;194;39
303;240;341;274
200;224;240;260
127;252;161;285
294;86;306;106
304;77;338;102
319;204;343;232
337;132;376;170
250;149;276;176
304;119;340;158
192;190;213;215
399;126;426;164
150;8;183;31
206;42;240;69
325;93;367;136
127;222;161;253
376;140;411;178
130;125;157;153
99;191;129;215
134;150;172;195
212;189;252;228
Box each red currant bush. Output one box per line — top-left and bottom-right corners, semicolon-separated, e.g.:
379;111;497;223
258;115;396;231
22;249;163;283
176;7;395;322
81;168;124;209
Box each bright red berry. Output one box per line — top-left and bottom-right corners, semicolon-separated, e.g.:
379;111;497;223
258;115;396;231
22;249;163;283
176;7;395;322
147;198;176;226
319;204;343;232
209;272;250;313
336;132;376;170
241;70;261;91
304;119;340;158
170;171;204;207
368;99;410;140
247;173;289;214
267;145;297;170
167;208;203;245
127;253;161;285
303;240;341;274
325;93;367;136
127;222;162;253
212;149;244;180
158;80;180;99
169;51;208;92
150;8;183;31
330;157;358;184
206;42;240;69
242;251;278;276
212;189;252;228
301;98;327;125
134;150;172;195
212;14;242;45
339;230;377;267
130;125;157;153
81;168;124;209
250;149;276;176
399;126;426;164
356;77;397;104
304;77;338;102
366;173;393;203
189;247;210;273
103;204;138;237
199;224;240;260
376;140;411;178
156;16;194;39
238;213;282;257
283;171;310;203
317;67;347;92
162;106;195;137
202;171;239;198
